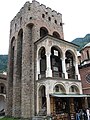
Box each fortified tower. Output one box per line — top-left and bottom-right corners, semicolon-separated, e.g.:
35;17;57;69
7;0;64;118
7;0;83;120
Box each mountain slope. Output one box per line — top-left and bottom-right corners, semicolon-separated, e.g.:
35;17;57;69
71;34;90;51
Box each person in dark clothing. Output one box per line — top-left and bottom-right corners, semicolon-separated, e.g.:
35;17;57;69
83;109;88;120
76;110;80;120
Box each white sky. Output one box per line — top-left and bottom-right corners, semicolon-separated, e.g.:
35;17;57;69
0;0;90;54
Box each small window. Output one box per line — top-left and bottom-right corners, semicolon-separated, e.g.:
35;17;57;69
48;17;51;21
42;14;45;18
46;12;48;14
15;23;17;31
55;20;57;24
60;23;62;26
30;17;32;19
87;50;90;59
28;6;30;11
20;17;22;26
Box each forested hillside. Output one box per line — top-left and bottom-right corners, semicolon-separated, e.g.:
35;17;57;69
0;55;8;73
71;34;90;51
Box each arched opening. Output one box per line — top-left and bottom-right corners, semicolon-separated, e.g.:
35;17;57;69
54;84;66;94
40;27;48;38
0;95;5;114
65;50;75;79
13;29;23;116
11;37;15;82
51;46;62;77
53;31;60;39
17;29;23;79
69;85;79;94
0;83;6;94
53;85;67;114
38;47;46;78
38;85;46;115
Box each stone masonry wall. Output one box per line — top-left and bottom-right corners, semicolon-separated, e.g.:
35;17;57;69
7;0;64;118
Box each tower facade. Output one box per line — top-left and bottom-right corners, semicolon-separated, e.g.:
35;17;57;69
7;1;84;119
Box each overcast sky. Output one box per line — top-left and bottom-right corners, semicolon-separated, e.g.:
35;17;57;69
0;0;90;54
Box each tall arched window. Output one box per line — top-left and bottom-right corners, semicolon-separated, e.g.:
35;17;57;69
65;50;75;79
51;46;62;77
39;47;46;78
17;29;23;79
11;37;15;82
39;85;46;113
40;27;48;38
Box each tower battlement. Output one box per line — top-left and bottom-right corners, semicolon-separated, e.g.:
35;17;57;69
10;0;63;40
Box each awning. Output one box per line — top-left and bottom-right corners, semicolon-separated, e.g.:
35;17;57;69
50;93;90;98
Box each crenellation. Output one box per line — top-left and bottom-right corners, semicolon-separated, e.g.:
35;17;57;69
46;7;52;13
57;12;62;16
52;10;57;15
32;0;40;7
40;4;46;10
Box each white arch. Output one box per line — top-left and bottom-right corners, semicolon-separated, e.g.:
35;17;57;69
69;83;80;94
53;82;66;93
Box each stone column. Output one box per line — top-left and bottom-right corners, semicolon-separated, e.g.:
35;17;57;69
6;41;14;116
46;93;50;115
36;50;40;80
46;49;52;77
12;31;22;118
21;25;35;118
62;54;68;79
36;87;39;114
75;57;81;80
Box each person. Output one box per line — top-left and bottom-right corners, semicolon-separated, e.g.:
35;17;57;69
83;109;87;120
86;108;89;120
76;110;80;120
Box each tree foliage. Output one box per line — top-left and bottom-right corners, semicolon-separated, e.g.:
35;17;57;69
0;55;8;73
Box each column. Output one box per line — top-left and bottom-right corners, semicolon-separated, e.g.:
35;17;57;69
46;51;52;77
12;30;23;117
46;93;50;115
62;54;68;79
36;88;39;114
36;49;40;80
75;57;81;80
6;41;14;116
21;26;34;118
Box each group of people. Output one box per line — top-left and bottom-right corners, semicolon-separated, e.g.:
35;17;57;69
76;108;90;120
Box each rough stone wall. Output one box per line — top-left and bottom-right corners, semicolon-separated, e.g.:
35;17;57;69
7;0;64;118
10;0;64;42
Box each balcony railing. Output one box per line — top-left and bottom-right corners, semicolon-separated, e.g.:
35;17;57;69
38;73;46;79
52;71;64;78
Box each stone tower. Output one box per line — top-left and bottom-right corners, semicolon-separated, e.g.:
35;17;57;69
7;0;84;120
6;0;64;118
